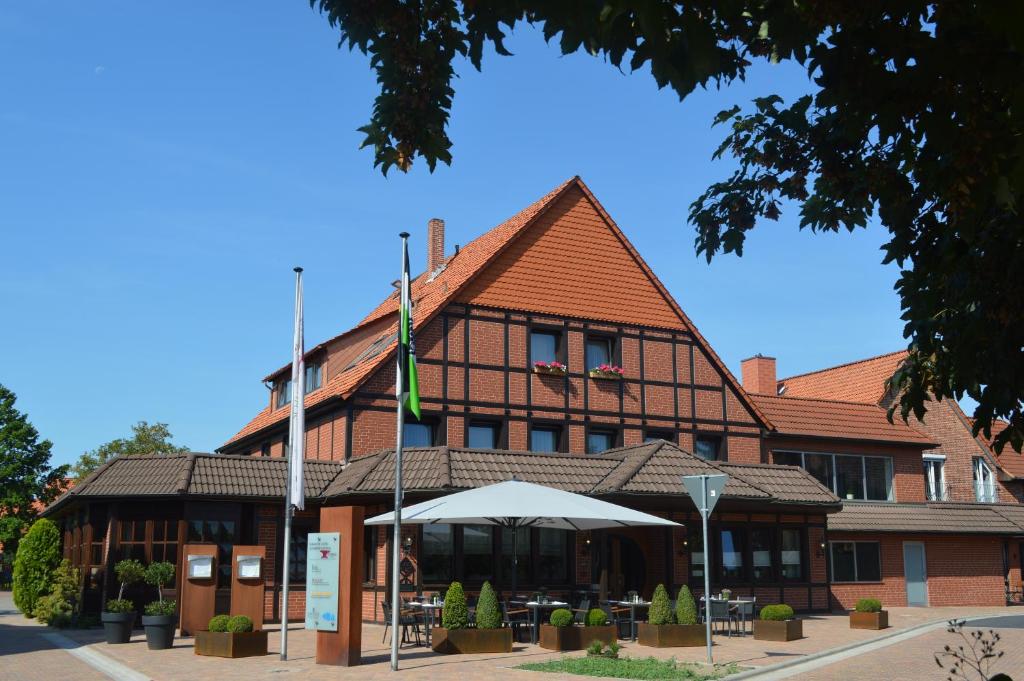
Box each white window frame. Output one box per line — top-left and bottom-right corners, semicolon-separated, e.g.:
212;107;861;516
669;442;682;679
775;450;895;502
828;540;882;583
973;457;997;503
923;454;947;502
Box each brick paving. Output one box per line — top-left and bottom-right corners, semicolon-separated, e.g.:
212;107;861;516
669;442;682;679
0;592;107;681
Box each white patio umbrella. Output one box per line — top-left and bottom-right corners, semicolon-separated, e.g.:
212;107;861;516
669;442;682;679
366;479;679;597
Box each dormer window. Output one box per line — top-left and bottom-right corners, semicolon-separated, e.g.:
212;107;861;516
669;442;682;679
274;362;323;409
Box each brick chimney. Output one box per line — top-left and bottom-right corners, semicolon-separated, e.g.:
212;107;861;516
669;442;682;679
741;354;777;395
427;218;445;274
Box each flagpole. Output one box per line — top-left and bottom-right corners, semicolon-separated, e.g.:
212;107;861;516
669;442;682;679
390;234;409;671
281;266;305;661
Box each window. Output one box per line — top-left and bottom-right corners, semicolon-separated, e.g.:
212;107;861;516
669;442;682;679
468;421;501;449
830;541;881;582
463;525;495;582
259;442;271;457
776;451;894;501
836;455;866;500
151;519;178;563
719;529;745;580
586;428;617;455
403;421;436;447
501;527;531;585
275;364;323;408
288;527;310;582
689;531;704;579
694;436;721;461
530;425;562;453
644;430;675;443
305;363;322;392
774;451;802;467
118;519;146;562
780;529;803;581
585;336;613;369
276;380;291;409
750;528;774;581
363;526;378;584
530;330;561;365
421;525;454;584
537;529;570;583
187;518;238;587
974;458;996;502
804;453;834;490
924;457;947;501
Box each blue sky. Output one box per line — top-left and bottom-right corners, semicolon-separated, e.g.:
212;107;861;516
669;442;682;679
1;3;912;468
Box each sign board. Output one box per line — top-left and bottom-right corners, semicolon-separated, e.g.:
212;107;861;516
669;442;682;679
187;554;214;579
305;532;340;632
682;474;728;516
236;555;261;580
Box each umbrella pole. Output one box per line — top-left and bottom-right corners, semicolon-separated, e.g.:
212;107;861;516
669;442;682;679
511;523;518;600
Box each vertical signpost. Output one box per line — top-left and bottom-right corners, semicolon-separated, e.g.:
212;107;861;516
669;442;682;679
305;532;341;632
682;474;728;666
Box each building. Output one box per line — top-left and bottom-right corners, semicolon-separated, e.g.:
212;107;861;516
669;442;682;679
44;177;1024;622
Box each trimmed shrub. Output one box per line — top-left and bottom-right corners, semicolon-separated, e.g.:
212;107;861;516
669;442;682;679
760;604;795;621
648;584;673;625
227;615;253;633
144;600;177;617
110;559;145;610
586;639;603;656
208;614;231;632
145;562;175;602
475;581;501;629
854;598;882;613
35;559;80;627
585;608;608;627
675;586;698;626
441;582;469;630
12;518;61;617
549;608;573;627
105;599;135;614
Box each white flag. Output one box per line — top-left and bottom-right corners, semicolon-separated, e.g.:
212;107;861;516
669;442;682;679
288;268;306;510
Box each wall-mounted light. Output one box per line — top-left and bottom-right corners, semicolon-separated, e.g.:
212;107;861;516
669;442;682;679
816;541;826;558
402;536;413;557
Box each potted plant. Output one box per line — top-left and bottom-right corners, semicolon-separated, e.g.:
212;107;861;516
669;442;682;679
141;561;177;650
849;598;888;630
102;559;145;644
195;615;268;658
430;581;512;653
753;604;803;642
588;363;624;380
539;607;617;651
638;584;705;647
533;360;567;376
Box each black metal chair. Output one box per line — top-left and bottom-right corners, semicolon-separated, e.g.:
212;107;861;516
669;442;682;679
600;602;630;639
571;597;591;624
381;601;423;646
501;600;530;642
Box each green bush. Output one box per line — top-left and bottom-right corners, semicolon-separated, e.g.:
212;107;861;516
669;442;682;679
759;604;795;621
35;559;80;627
104;599;135;614
227;615;253;633
441;581;469;630
145;562;175;603
475;581;501;629
113;559;145;599
585;608;608;627
585;640;603;655
549;608;573;627
144;600;177;617
648;584;673;625
675;586;698;626
12;518;61;617
854;598;882;613
208;614;231;632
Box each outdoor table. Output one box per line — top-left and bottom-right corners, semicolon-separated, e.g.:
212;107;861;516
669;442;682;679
406;601;443;646
613;600;651;641
525;600;568;644
728;599;755;636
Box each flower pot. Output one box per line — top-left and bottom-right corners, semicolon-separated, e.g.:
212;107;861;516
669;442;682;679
587;370;622;380
142;614;177;650
539;624;617;651
637;622;706;648
194;630;268;658
850;610;888;630
101;611;136;644
753;618;803;642
430;627;513;654
533;366;567;376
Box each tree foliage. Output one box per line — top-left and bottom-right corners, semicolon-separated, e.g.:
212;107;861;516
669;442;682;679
35;559;80;627
0;384;68;555
71;421;188;481
312;1;1024;452
12;518;62;617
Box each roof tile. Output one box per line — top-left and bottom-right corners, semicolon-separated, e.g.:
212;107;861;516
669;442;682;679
751;393;934;445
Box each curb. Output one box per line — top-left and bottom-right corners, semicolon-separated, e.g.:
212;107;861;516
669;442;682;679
41;631;151;681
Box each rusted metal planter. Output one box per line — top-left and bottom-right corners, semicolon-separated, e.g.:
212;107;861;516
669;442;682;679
850;610;888;630
194;630;268;658
430;627;513;654
539;624;617;651
636;622;706;647
753;618;803;642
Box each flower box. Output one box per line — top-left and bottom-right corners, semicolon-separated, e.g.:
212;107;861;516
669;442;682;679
194;630;268;658
753;618;803;642
539;624;617;651
532;362;567;376
588;364;624;380
850;610;888;630
637;622;706;647
430;627;513;654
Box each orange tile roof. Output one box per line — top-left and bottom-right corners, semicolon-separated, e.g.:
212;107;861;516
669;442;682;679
224;177;771;447
751;393;934;446
777;350;907;404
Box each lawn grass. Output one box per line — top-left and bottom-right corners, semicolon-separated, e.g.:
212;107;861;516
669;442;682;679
516;655;740;680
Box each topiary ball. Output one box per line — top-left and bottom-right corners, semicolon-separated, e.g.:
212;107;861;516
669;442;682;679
759;604;795;621
208;614;231;632
585;608;608;627
226;615;254;633
549;608;573;627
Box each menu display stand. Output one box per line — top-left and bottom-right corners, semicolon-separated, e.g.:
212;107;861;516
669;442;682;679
180;544;217;636
230;545;267;630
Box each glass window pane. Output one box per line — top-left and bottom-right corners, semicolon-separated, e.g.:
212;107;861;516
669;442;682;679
719;529;745;580
836;456;865;500
421;525;453;584
305;364;322;392
855;543;881;582
804;454;834;491
530;427;559;453
644;431;674;443
864;457;892;501
831;542;856;582
289;529;308;582
586;430;614;455
153;520;165;542
774;451;802;467
586;338;611;369
751;528;774;581
501;528;531;585
537;529;568;584
468;422;499;449
530;331;559;364
463;525;494;582
91;544;104;566
694;437;720;461
781;529;803;580
403;422;434;447
690;531;704;578
277;380;292;408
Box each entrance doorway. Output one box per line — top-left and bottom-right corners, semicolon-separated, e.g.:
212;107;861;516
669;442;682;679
606;534;646;599
903;541;928;606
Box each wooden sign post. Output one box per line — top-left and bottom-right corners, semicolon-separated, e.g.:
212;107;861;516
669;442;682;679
230;545;267;630
179;544;218;636
314;505;364;666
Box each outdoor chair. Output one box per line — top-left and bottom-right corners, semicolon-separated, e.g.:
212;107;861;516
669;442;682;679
501;600;530;642
733;597;756;635
600;602;630;639
571;597;591;624
708;599;734;637
381;601;423;647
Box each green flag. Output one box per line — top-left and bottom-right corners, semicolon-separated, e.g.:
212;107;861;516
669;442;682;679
398;237;421;419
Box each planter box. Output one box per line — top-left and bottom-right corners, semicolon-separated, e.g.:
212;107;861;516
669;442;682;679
141;614;177;650
430;627;513;654
539;624;617;651
637;622;706;648
850;610;888;630
101;612;136;644
588;370;622;380
533;366;567;376
194;630;268;658
753;619;803;642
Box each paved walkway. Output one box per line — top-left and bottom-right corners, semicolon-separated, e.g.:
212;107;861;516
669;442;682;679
1;590;1021;681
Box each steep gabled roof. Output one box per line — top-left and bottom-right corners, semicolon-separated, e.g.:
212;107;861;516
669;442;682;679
973;418;1024;479
777;350;907;404
224;177;771;448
